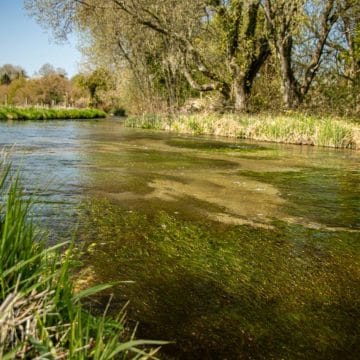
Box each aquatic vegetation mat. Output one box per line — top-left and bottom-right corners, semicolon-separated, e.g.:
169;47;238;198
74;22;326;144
240;168;360;229
80;199;360;360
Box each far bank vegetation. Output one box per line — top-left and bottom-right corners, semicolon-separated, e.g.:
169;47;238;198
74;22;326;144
126;112;360;149
23;0;360;119
0;63;122;113
0;106;106;120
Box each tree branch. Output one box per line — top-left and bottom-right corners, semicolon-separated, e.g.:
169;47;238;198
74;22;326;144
300;0;338;96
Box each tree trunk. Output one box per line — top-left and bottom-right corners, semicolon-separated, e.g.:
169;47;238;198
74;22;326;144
231;39;270;113
280;71;299;109
277;39;300;109
233;78;250;112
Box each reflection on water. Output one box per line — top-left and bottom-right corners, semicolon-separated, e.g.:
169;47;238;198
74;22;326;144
0;119;359;359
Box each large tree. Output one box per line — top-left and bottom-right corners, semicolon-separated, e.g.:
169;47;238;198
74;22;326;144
25;0;271;112
73;68;113;107
199;0;271;111
0;64;27;85
37;63;67;78
332;0;360;86
263;0;339;108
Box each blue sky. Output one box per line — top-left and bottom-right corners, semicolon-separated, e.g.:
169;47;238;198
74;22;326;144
0;0;82;77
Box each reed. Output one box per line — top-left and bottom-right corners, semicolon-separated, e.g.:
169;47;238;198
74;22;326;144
125;112;360;149
0;107;107;120
0;160;165;359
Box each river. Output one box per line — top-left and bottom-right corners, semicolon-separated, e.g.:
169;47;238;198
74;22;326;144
1;119;359;359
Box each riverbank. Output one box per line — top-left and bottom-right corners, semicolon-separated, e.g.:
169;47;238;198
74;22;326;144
125;113;360;149
0;162;163;359
0;106;107;120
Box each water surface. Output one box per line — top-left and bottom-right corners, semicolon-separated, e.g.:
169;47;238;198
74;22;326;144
0;119;359;359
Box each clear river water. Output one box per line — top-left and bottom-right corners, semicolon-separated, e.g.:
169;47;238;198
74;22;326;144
0;119;359;359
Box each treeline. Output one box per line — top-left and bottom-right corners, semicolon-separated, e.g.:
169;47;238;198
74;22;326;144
0;63;121;111
25;0;360;115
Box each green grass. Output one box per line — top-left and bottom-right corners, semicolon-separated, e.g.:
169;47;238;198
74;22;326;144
0;161;165;359
125;113;360;149
125;114;165;130
0;106;107;120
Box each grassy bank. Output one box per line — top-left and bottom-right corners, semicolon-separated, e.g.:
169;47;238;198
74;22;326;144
0;106;107;120
0;162;164;359
125;113;360;149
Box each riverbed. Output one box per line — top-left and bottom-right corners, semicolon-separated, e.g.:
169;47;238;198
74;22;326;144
1;119;359;359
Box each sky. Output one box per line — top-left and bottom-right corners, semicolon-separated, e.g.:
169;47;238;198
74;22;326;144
0;0;82;77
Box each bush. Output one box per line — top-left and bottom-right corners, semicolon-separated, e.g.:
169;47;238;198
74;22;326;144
113;108;127;117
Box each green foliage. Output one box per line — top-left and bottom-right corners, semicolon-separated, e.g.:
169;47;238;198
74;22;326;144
74;69;113;107
22;0;360;114
0;63;120;109
187;116;204;134
0;73;11;85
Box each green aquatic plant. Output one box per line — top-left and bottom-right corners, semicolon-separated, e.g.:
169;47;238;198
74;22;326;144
0;161;165;359
79;198;360;359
